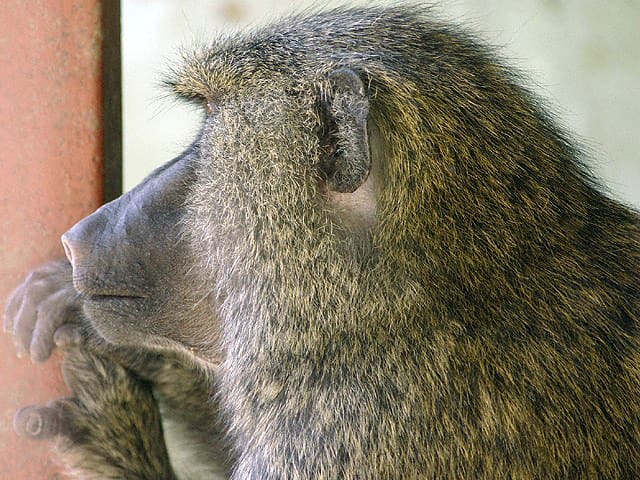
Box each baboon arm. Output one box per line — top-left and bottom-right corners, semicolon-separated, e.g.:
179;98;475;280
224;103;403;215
5;262;177;479
14;327;177;479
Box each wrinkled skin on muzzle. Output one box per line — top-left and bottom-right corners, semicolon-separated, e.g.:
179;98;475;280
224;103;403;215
61;146;222;363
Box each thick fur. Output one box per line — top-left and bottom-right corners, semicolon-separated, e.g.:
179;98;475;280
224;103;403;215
47;343;174;479
176;6;640;478
5;6;640;479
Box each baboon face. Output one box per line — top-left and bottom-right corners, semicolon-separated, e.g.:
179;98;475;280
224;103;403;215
60;151;222;361
61;62;376;365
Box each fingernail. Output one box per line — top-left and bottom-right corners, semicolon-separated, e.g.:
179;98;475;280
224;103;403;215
25;412;43;436
31;348;49;364
15;345;26;359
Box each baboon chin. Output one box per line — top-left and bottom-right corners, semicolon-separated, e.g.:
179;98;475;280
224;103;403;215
4;6;639;479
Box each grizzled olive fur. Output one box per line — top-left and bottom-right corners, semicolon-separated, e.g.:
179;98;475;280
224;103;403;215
4;6;639;479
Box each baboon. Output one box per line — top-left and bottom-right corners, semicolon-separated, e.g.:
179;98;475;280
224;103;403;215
4;6;640;479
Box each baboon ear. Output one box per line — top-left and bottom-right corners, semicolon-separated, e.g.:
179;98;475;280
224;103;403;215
318;68;370;193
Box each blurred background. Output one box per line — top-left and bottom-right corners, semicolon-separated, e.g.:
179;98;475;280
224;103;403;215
122;0;639;207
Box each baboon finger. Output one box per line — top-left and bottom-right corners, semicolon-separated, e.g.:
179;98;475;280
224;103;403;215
11;280;52;358
14;405;61;440
3;281;27;333
53;323;84;351
30;289;76;362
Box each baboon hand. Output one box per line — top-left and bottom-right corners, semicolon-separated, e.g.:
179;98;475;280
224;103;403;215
3;259;82;362
12;323;91;442
13;401;75;441
11;324;175;478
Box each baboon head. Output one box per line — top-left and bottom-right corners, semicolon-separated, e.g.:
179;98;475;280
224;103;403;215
60;7;639;375
61;12;389;366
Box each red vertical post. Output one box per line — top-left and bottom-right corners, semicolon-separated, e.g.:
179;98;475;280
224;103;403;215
0;2;116;477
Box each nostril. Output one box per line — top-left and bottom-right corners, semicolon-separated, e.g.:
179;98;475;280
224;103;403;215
60;233;75;265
